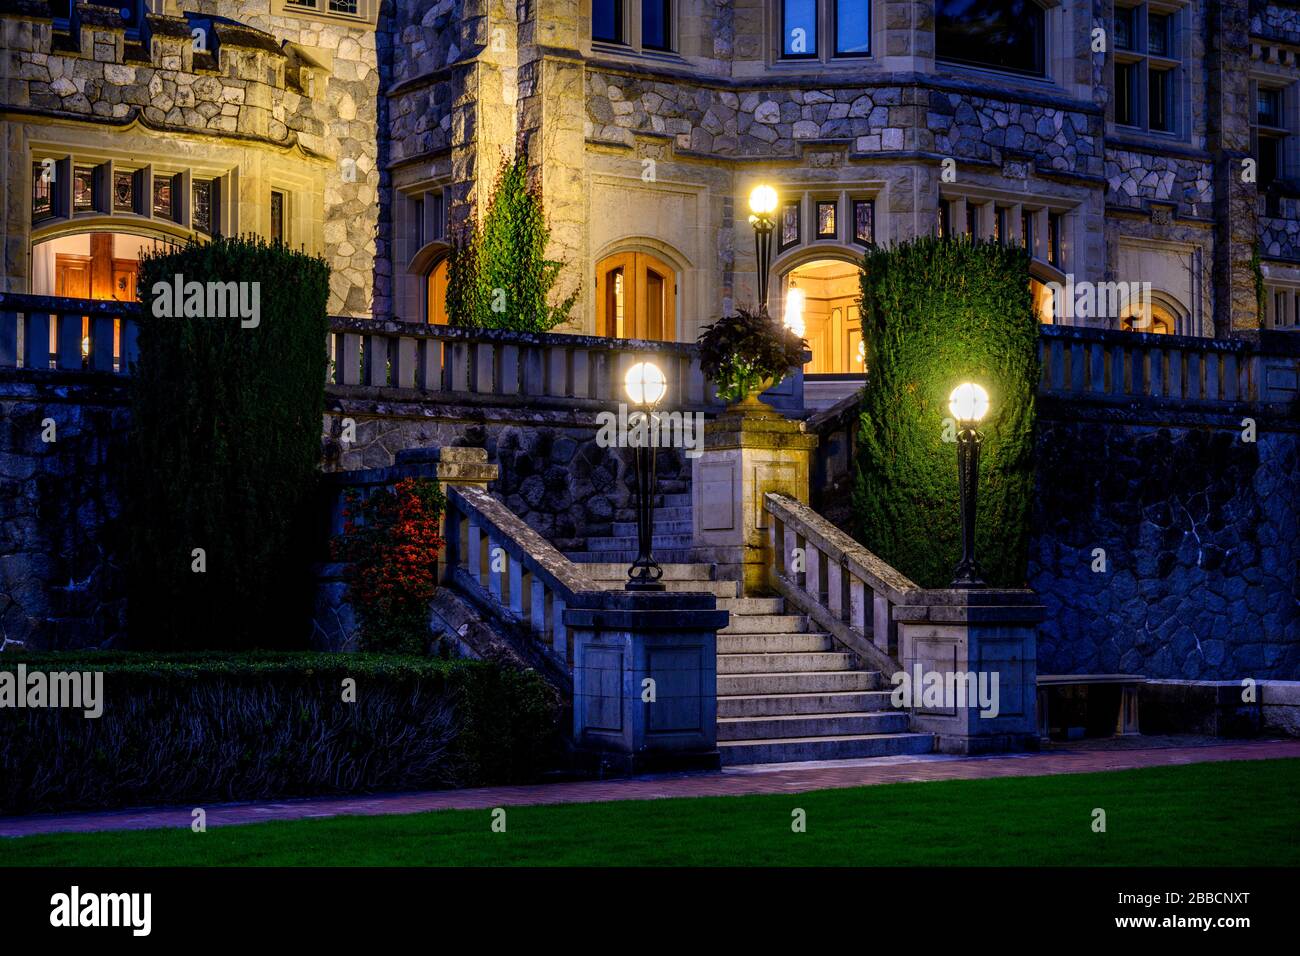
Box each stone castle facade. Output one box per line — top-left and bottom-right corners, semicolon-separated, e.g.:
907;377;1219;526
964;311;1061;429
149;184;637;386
2;0;1299;350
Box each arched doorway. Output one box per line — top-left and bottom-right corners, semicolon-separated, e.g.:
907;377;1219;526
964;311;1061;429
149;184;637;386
778;257;863;374
595;250;676;341
1120;292;1185;335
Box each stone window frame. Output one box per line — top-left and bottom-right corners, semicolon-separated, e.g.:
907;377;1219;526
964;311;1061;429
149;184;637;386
1249;71;1296;210
27;151;235;237
771;186;880;258
940;187;1074;270
769;0;881;69
1111;0;1190;140
932;0;1102;100
934;0;1049;78
1264;282;1300;331
272;0;380;27
590;0;681;58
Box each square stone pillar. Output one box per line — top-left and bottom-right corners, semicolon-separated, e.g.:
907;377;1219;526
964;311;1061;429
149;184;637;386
894;589;1044;754
691;406;817;595
567;591;726;774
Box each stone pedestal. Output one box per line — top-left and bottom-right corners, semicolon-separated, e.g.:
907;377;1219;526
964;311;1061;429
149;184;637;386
895;589;1044;754
567;591;726;774
691;405;817;595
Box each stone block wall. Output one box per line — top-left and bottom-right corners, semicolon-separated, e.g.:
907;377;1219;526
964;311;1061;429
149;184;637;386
1029;408;1300;681
0;375;129;651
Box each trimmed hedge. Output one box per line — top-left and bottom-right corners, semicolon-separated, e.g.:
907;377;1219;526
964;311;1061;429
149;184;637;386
0;653;560;814
853;236;1039;588
128;236;330;649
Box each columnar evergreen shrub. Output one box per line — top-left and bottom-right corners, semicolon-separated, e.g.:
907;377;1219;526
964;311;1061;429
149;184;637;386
444;152;579;331
853;236;1039;588
127;236;330;649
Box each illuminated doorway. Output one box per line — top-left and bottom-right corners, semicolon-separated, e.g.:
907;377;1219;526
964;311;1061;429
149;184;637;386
594;251;676;341
426;257;449;325
779;258;864;373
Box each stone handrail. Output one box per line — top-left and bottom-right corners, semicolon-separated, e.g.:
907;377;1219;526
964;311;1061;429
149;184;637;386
763;491;919;670
443;484;610;670
1037;323;1300;408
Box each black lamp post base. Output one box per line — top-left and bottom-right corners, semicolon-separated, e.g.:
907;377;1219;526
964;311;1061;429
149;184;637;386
624;578;667;592
949;560;987;590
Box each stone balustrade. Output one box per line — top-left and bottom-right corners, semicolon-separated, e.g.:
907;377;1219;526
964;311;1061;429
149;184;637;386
763;490;1043;753
0;292;139;374
326;316;731;411
764;491;918;670
443;483;608;669
1037;323;1300;408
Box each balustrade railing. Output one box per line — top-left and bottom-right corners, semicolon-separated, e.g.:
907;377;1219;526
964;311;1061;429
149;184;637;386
1037;324;1300;407
764;491;919;668
443;484;609;670
326;317;726;410
0;292;140;374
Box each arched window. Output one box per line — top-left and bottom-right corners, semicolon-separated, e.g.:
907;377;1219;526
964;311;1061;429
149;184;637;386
936;0;1047;77
595;250;676;341
1120;291;1187;335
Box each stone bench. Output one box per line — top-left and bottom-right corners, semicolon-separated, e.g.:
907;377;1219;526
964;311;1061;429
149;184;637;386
1037;674;1143;741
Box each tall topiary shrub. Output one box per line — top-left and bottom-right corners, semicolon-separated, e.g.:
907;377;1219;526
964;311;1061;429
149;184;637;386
126;236;330;649
445;152;579;331
853;236;1039;589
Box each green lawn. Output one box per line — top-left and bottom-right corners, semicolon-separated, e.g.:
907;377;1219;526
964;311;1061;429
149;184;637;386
3;759;1297;867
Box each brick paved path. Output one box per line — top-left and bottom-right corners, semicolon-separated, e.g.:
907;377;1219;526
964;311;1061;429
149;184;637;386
2;738;1296;838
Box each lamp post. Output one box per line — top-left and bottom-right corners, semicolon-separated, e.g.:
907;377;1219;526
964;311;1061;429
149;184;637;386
748;184;778;315
948;382;990;589
625;361;667;591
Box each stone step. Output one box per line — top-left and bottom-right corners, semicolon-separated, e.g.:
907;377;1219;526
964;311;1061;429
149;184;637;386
585;534;696;552
717;670;880;695
612;506;691;523
717;651;854;675
719;614;807;635
717;711;911;741
715;597;784;614
566;549;699;564
717;690;895;718
717;632;832;654
718;732;935;766
612;519;695;536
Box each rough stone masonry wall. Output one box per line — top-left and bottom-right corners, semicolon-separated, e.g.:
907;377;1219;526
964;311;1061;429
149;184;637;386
1029;411;1300;681
322;396;691;554
0;376;128;651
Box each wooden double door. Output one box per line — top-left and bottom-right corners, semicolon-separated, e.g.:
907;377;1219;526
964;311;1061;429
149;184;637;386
55;233;137;301
595;251;676;341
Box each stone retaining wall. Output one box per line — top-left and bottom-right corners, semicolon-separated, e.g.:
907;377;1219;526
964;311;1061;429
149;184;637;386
1029;408;1300;681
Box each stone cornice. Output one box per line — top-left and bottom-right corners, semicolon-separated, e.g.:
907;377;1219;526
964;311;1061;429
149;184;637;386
0;106;330;161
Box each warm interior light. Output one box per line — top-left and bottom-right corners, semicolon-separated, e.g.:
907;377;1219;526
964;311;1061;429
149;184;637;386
948;382;990;423
625;361;667;406
783;284;806;338
749;184;778;216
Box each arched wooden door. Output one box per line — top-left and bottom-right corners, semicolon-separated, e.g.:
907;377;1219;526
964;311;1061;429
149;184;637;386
595;251;676;341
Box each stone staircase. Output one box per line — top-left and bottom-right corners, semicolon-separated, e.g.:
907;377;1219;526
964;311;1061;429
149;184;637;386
565;492;697;564
572;558;934;766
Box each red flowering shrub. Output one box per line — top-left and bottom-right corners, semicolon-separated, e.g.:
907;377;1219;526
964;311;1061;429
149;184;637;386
333;478;447;652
